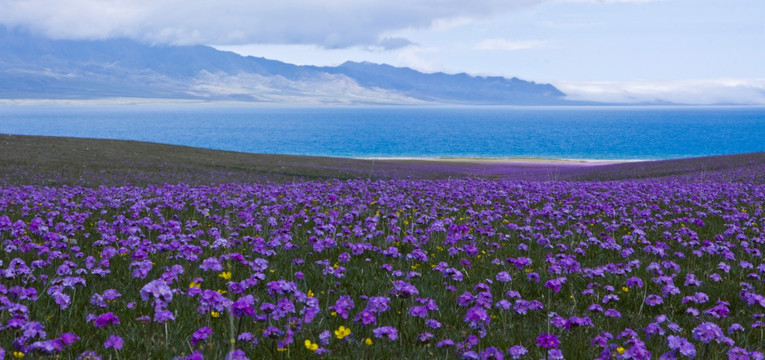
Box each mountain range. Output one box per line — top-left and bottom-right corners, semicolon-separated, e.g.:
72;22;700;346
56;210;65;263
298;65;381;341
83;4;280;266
0;27;567;105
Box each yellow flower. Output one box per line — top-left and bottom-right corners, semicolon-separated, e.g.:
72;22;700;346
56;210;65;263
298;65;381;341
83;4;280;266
365;338;373;346
211;311;220;318
13;352;24;359
218;271;232;280
331;311;337;317
622;286;629;293
307;290;315;297
304;339;318;351
334;325;351;339
217;289;226;295
277;348;287;352
616;347;625;355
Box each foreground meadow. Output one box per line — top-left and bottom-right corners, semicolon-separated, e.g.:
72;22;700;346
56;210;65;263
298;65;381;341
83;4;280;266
1;166;764;359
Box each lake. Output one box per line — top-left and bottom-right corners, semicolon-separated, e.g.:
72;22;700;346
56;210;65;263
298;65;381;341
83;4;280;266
0;105;763;160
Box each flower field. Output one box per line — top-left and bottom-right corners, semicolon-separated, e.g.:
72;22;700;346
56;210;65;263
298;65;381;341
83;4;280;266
1;166;764;359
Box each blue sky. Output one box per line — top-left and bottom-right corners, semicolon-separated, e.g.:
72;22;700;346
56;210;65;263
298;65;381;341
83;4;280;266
2;0;764;103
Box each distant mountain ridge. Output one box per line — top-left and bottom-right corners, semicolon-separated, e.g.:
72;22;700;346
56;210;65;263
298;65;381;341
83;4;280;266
0;27;566;105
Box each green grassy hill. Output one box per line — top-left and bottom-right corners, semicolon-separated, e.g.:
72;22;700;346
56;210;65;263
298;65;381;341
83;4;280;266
1;134;763;187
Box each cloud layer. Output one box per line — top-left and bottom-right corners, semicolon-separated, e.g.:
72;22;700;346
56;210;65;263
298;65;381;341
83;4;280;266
556;79;765;105
0;0;542;48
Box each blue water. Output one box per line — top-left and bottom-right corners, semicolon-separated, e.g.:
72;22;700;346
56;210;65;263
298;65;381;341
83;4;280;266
0;106;763;160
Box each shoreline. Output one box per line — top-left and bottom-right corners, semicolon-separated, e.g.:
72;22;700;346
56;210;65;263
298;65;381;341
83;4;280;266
357;157;648;166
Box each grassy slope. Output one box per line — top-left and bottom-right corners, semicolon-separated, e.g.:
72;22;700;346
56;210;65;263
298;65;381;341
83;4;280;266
1;134;763;187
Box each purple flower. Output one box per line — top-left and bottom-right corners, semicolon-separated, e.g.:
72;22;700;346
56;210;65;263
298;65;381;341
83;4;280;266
462;351;479;359
667;335;695;358
704;300;731;319
481;347;504;359
183;351;203;360
131;259;153;279
365;296;391;313
191;327;212;346
53;292;71;310
464;306;490;329
232;295;256;318
590;332;613;347
319;330;331;345
728;324;744;334
199;289;233;313
418;332;434;343
496;299;512;310
536;334;560;349
408;305;428;318
93;312;120;328
437;339;455;348
496;271;512;282
457;292;475;307
548;348;564;360
226;349;249;360
728;347;763;360
264;326;283;339
60;332;80;345
200;257;224;271
391;280;419;298
140;279;173;305
154;308;176;323
544;277;567;293
104;335;123;350
76;350;102;360
373;326;398;341
354;310;377;326
626;277;644;288
645;294;664;306
330;295;354;319
692;322;723;344
508;345;528;359
426;319;442;329
29;339;65;354
237;332;253;342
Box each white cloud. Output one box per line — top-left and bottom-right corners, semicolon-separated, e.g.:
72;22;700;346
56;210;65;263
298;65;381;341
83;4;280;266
556;0;659;3
556;79;765;105
474;38;546;51
0;0;543;48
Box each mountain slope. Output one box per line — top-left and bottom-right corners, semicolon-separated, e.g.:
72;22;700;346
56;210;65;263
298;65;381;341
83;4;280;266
320;61;564;104
0;27;566;104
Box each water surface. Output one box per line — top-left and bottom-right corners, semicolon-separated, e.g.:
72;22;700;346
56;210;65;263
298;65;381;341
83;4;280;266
0;106;763;160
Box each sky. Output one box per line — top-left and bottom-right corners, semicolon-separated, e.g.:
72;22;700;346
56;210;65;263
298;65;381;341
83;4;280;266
1;0;764;104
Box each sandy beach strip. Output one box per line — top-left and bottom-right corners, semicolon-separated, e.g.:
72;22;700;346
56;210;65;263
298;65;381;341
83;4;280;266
357;157;643;166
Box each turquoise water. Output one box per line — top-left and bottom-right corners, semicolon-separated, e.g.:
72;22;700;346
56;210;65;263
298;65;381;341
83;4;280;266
0;106;763;160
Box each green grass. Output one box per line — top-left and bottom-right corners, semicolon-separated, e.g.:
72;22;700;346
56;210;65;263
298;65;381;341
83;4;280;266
2;134;763;187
